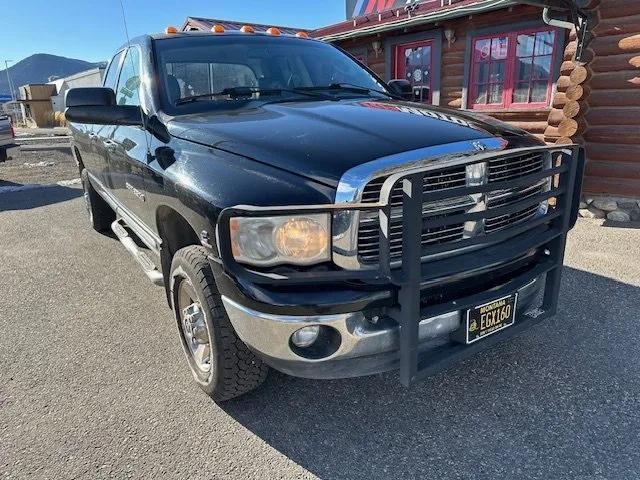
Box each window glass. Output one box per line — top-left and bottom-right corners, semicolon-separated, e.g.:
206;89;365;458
116;48;141;106
154;36;387;111
166;62;258;100
470;36;508;107
470;28;557;109
395;41;432;103
103;51;124;90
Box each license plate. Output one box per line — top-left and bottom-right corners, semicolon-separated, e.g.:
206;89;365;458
465;293;518;344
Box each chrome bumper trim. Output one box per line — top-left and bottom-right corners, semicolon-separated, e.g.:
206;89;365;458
221;275;542;371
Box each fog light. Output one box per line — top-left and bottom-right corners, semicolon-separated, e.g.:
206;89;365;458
291;326;320;348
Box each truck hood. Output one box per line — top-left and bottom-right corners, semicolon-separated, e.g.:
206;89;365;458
167;99;540;188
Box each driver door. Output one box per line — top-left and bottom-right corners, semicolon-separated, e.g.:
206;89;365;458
107;46;150;226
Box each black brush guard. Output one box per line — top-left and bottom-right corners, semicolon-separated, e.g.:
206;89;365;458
216;145;585;386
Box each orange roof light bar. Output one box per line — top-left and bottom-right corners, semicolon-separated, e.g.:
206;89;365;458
240;25;255;33
211;24;225;33
296;31;309;39
165;26;178;34
266;27;281;36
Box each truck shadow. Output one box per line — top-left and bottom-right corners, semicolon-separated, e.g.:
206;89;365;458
220;266;640;479
0;184;82;212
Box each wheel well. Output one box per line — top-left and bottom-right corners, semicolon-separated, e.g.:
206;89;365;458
73;147;85;174
156;206;201;304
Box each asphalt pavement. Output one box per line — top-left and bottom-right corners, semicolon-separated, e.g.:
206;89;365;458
1;185;639;480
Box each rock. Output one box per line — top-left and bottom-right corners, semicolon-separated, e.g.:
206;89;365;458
579;201;588;209
580;206;605;219
631;209;640;222
607;210;631;222
618;201;637;211
592;198;618;212
585;197;594;205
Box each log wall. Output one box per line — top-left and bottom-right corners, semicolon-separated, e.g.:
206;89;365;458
581;0;640;197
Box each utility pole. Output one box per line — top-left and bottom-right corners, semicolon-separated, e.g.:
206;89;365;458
4;60;16;101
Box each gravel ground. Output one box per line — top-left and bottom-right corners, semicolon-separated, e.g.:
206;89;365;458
0;181;639;479
0;143;77;187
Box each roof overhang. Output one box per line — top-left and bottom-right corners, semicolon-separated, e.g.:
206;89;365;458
316;0;517;42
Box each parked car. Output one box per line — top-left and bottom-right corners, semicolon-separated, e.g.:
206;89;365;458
65;1;590;401
0;115;14;161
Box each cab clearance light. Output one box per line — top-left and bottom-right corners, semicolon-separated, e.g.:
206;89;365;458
165;26;178;34
296;31;309;39
266;27;281;36
211;24;225;34
240;25;255;33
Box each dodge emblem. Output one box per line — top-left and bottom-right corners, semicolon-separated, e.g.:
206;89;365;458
473;141;488;152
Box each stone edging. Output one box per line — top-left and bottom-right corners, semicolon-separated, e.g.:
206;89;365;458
579;195;640;222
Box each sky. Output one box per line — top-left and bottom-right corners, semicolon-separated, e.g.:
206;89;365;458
1;0;346;64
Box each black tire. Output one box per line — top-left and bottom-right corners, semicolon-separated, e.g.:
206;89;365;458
170;245;268;401
0;147;7;162
80;169;114;233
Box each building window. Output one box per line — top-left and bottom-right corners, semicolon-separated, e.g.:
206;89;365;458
394;40;433;103
469;28;557;110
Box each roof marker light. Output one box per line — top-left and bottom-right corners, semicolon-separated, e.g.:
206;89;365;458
240;25;255;34
165;26;178;34
296;31;309;39
211;24;225;34
266;27;281;36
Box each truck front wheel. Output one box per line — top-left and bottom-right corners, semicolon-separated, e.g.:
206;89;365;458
170;246;269;401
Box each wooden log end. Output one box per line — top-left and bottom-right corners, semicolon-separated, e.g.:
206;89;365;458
569;65;590;85
565;84;586;101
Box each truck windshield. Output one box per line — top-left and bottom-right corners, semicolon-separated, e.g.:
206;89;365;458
153;35;390;113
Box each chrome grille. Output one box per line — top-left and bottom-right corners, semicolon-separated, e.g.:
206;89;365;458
488;152;544;183
358;165;468;263
485;183;546;234
358;211;466;263
355;152;551;265
361;165;467;204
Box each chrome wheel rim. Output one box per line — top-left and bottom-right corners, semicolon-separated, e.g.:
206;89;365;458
178;280;212;373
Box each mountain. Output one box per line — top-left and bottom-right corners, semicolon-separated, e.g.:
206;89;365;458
0;54;106;96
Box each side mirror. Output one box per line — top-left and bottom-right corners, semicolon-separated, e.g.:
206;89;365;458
65;87;142;126
387;79;414;101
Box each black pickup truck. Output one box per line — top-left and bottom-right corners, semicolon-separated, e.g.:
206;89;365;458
66;1;590;401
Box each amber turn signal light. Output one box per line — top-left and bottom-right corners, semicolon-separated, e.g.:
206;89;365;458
165;26;178;34
266;27;281;36
211;24;225;33
240;25;255;33
296;31;309;39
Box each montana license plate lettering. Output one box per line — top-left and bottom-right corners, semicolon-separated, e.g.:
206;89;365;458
466;293;518;344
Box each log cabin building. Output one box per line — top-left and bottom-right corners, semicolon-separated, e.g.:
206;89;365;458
314;0;640;203
181;1;640;207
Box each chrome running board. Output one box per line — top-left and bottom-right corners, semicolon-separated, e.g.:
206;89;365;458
111;219;164;286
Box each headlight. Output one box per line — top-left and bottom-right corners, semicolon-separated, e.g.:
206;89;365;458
230;214;330;266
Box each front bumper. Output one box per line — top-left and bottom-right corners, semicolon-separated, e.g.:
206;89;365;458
222;275;543;379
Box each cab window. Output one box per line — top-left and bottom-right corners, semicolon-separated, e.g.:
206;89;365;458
166;62;258;99
103;50;124;90
116;48;141;106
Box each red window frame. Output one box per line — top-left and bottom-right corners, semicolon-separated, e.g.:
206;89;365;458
394;39;434;103
469;27;559;110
